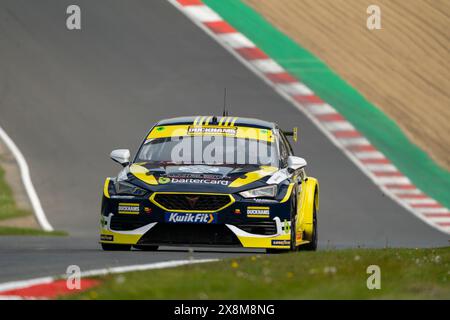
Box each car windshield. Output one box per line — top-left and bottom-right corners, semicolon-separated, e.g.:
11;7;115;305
135;135;279;167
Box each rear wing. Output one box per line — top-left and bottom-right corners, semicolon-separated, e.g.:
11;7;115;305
283;127;298;143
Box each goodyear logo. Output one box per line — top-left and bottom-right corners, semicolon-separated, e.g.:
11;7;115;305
271;239;290;246
187;126;237;136
246;206;270;218
101;234;114;241
118;203;140;214
165;212;216;224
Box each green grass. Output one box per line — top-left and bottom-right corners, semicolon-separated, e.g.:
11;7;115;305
0;226;67;236
72;247;450;300
0;166;30;221
0;164;66;236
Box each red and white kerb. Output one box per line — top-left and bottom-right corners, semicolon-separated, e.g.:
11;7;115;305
169;0;450;234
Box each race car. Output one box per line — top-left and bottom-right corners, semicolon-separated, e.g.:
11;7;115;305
100;116;319;252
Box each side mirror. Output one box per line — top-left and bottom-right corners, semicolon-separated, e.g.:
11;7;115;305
287;156;307;171
110;149;130;166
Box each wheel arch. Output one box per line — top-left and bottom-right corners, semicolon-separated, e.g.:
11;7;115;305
299;177;319;241
314;180;319;213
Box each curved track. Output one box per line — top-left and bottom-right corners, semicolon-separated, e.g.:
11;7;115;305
0;0;447;282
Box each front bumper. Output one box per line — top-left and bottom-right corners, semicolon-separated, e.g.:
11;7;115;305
100;191;292;249
100;217;291;249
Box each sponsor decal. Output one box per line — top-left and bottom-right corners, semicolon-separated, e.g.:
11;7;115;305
273;217;291;235
118;203;140;214
252;198;278;203
283;219;290;234
178;166;220;173
170;178;230;185
187;125;237;136
158;177;171;184
271;239;290;246
110;195;136;199
168;173;224;180
165;212;216;224
100;234;114;241
246;206;270;218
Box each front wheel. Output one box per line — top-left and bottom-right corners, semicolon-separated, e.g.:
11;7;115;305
290;201;298;252
101;243;132;251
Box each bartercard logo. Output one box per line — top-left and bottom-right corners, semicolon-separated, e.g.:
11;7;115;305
158;177;171;184
170;178;230;185
165;212;216;224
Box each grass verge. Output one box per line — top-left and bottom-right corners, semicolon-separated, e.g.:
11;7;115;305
0;226;66;236
72;247;449;299
0;166;30;221
0;164;65;236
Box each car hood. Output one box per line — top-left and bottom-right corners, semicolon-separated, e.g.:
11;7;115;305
124;162;280;192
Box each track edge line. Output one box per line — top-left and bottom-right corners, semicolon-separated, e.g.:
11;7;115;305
0;126;53;231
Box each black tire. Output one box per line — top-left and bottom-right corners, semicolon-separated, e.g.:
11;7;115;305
133;245;159;251
101;243;132;251
290;200;298;252
300;208;318;251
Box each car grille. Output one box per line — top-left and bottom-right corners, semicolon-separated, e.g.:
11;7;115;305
110;216;149;231
138;224;241;246
237;221;278;235
152;193;232;211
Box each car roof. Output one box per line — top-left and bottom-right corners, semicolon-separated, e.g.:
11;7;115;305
156;116;277;129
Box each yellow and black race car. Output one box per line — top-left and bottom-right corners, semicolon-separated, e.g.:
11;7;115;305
100;116;319;252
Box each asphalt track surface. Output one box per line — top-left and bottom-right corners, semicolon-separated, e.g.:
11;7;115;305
0;0;448;283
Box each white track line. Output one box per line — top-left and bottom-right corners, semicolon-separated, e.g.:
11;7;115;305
0;126;53;231
0;258;218;297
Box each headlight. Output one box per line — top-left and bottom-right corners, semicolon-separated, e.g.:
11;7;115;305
239;185;277;198
114;181;147;196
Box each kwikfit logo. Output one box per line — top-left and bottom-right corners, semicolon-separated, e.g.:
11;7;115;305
166;212;215;224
